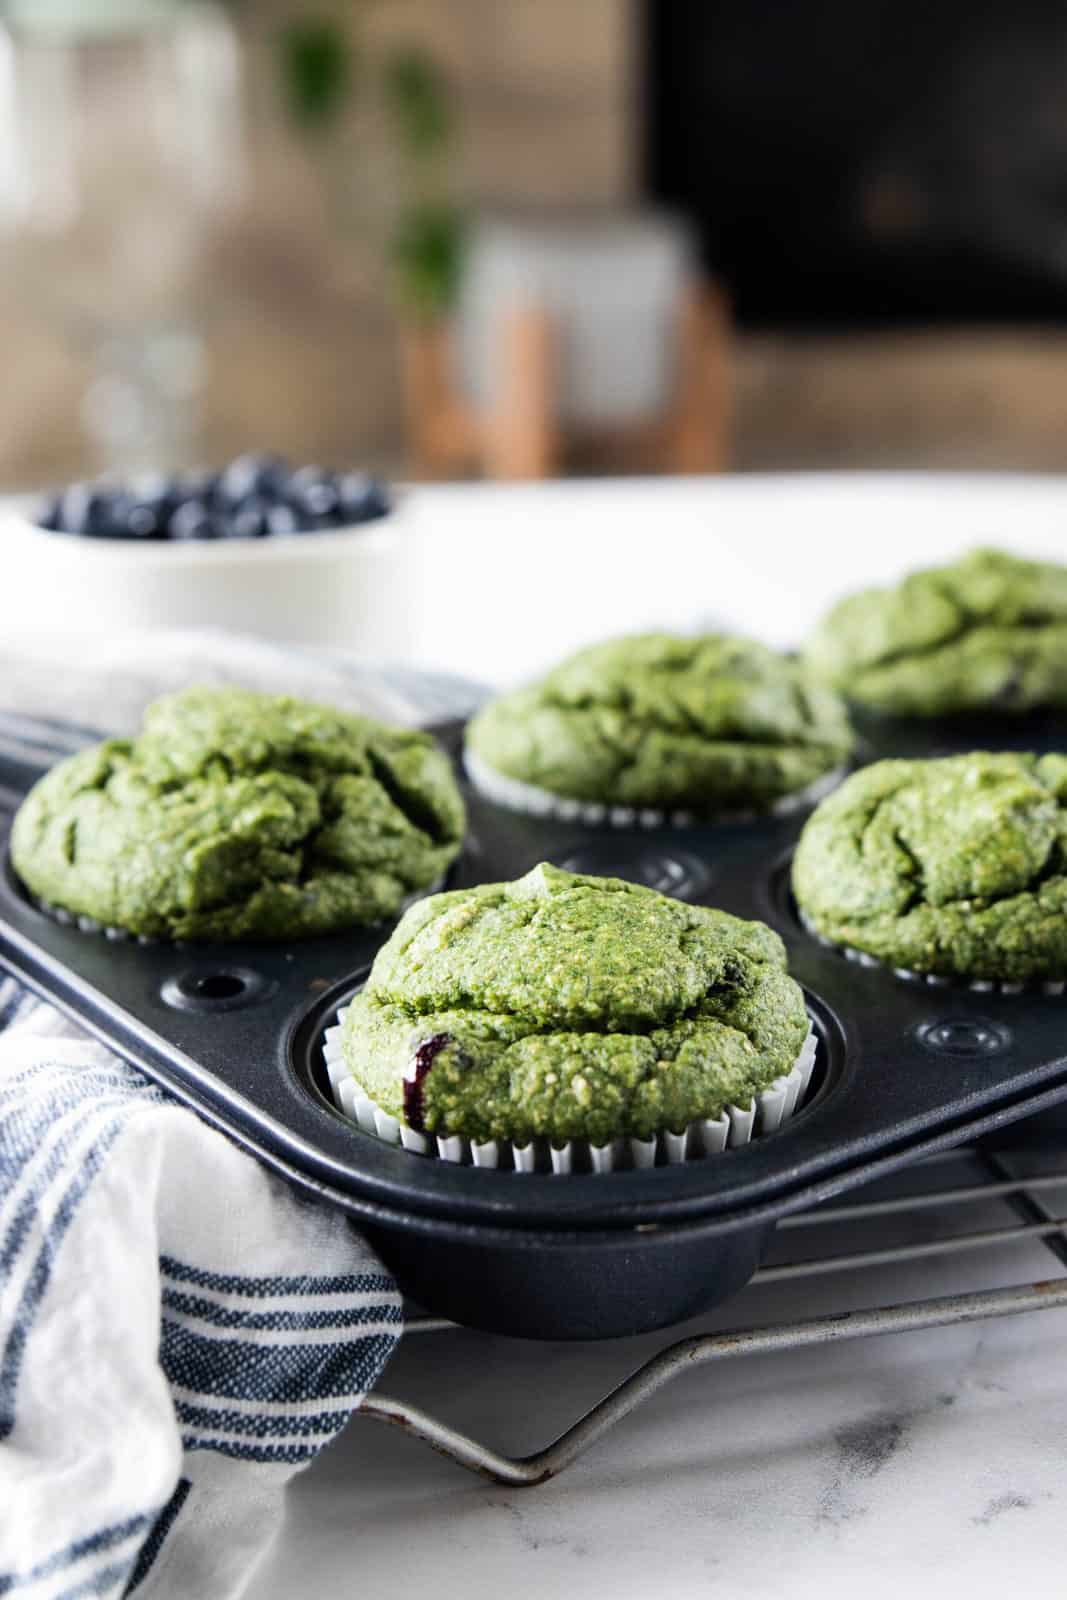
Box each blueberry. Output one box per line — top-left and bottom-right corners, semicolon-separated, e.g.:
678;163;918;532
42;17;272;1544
217;452;290;507
120;477;174;534
92;489;167;541
215;456;258;506
47;483;133;540
170;500;221;540
93;491;137;539
338;472;390;524
56;483;106;537
305;482;341;519
265;504;299;537
125;501;166;539
286;465;340;522
227;497;271;539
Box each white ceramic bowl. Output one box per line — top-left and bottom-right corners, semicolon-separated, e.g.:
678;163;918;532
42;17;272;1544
0;496;421;657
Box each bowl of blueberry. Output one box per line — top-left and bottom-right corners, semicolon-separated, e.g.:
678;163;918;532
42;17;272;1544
3;455;412;651
35;455;392;545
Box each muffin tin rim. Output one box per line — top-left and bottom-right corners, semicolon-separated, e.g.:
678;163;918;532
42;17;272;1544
9;888;1067;1252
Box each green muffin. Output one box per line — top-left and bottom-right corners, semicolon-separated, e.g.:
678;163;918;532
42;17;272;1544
805;546;1067;718
11;686;466;941
792;751;1067;983
339;862;811;1147
465;633;853;823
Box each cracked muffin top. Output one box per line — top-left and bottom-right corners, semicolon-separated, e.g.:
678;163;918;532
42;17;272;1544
340;862;810;1145
10;686;466;941
792;751;1067;981
464;633;853;816
804;546;1067;718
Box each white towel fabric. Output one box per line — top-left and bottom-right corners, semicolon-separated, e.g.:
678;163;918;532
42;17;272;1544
0;634;486;1598
0;625;486;738
0;1002;402;1599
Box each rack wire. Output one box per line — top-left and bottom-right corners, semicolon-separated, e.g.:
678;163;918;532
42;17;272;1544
359;1144;1067;1484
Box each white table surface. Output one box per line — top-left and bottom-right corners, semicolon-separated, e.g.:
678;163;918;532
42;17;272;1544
246;474;1067;1600
5;470;1067;678
255;1162;1067;1600
395;471;1067;681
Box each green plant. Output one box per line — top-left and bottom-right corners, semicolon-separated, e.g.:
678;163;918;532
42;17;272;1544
389;203;462;319
279;18;462;319
281;18;353;131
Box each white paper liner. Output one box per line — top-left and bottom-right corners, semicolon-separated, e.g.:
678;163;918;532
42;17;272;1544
36;899;159;945
463;747;846;830
322;1009;819;1175
797;907;1067;995
32;873;446;947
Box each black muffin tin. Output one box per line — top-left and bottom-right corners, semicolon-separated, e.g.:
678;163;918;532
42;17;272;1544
3;719;1067;1341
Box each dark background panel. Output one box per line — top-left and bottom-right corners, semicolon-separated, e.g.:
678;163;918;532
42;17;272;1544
645;0;1067;327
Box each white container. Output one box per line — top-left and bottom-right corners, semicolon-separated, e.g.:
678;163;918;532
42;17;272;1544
456;213;694;425
0;499;423;659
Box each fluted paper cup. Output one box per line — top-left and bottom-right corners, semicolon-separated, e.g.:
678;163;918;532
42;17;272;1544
463;748;846;830
322;1009;818;1175
797;907;1066;996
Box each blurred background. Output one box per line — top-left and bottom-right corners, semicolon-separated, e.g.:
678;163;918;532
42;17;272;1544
4;0;1067;489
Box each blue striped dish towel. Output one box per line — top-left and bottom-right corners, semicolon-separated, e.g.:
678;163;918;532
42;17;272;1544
0;982;403;1599
0;649;486;1600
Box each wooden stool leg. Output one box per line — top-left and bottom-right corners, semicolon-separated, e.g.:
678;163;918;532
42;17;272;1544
484;304;558;480
668;278;732;474
399;320;476;480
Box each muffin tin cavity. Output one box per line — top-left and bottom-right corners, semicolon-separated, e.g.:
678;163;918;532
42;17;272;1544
553;840;712;900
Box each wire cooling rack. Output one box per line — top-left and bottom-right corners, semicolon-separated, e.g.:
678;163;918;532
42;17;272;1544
359;1143;1067;1484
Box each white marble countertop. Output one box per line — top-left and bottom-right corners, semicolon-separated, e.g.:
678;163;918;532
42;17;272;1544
394;471;1067;681
255;1151;1067;1600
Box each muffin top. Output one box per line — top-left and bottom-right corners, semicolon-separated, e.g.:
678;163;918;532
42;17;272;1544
340;862;810;1145
466;632;853;814
792;751;1067;981
11;686;466;941
805;546;1067;718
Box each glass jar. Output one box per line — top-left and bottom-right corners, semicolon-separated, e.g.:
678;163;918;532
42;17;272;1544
0;0;243;472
